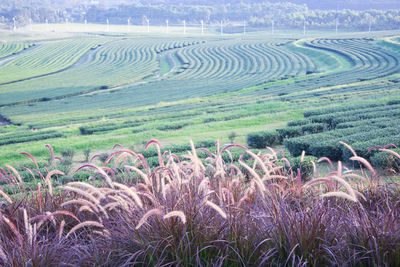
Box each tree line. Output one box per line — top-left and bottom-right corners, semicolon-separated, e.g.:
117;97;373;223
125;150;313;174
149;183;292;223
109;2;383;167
1;1;399;31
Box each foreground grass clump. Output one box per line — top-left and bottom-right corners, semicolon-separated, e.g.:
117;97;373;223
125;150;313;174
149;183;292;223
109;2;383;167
0;140;399;266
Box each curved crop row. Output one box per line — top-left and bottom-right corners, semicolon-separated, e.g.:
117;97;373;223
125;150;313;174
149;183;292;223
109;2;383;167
0;42;33;59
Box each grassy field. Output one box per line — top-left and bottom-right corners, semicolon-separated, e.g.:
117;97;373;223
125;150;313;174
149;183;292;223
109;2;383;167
0;25;399;167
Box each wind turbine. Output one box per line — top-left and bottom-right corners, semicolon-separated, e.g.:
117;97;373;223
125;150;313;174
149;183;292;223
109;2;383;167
271;20;274;34
368;18;372;33
335;4;339;34
335;18;338;34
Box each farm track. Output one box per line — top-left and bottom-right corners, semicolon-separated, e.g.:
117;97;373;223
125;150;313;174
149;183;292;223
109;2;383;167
161;53;178;78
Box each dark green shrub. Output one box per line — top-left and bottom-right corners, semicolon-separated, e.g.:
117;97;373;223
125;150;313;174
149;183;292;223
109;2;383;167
309;140;342;161
247;131;279;148
387;99;400;105
146;156;160;167
275;154;317;180
284;137;310;157
80;121;142;135
301;123;326;134
157;122;189;131
79;126;93;135
61;149;75;160
203;117;217;123
341;135;400;163
287;119;309;127
277;126;303;140
289;155;317;180
0;131;63;146
99;153;109;164
370;149;400;173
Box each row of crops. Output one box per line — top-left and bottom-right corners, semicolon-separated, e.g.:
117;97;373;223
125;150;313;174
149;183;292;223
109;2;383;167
245;38;400;99
0;130;63;146
0;39;107;85
280;100;400;163
0;42;34;60
172;40;314;81
0;38;201;106
2;35;399;116
306;38;400;79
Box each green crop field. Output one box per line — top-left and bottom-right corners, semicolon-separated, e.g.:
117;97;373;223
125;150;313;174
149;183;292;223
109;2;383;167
0;26;399;167
1;4;400;262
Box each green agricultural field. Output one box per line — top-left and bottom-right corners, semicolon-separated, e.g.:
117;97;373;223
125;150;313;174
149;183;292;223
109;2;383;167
0;26;400;166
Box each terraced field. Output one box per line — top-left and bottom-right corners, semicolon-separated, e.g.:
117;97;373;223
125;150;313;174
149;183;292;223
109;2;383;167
0;29;399;164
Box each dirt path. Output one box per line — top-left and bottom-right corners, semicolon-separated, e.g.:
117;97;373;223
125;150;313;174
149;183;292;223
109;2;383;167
161;52;178;78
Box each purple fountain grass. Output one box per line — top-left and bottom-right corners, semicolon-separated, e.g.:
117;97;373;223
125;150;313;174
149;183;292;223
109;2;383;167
0;140;399;266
